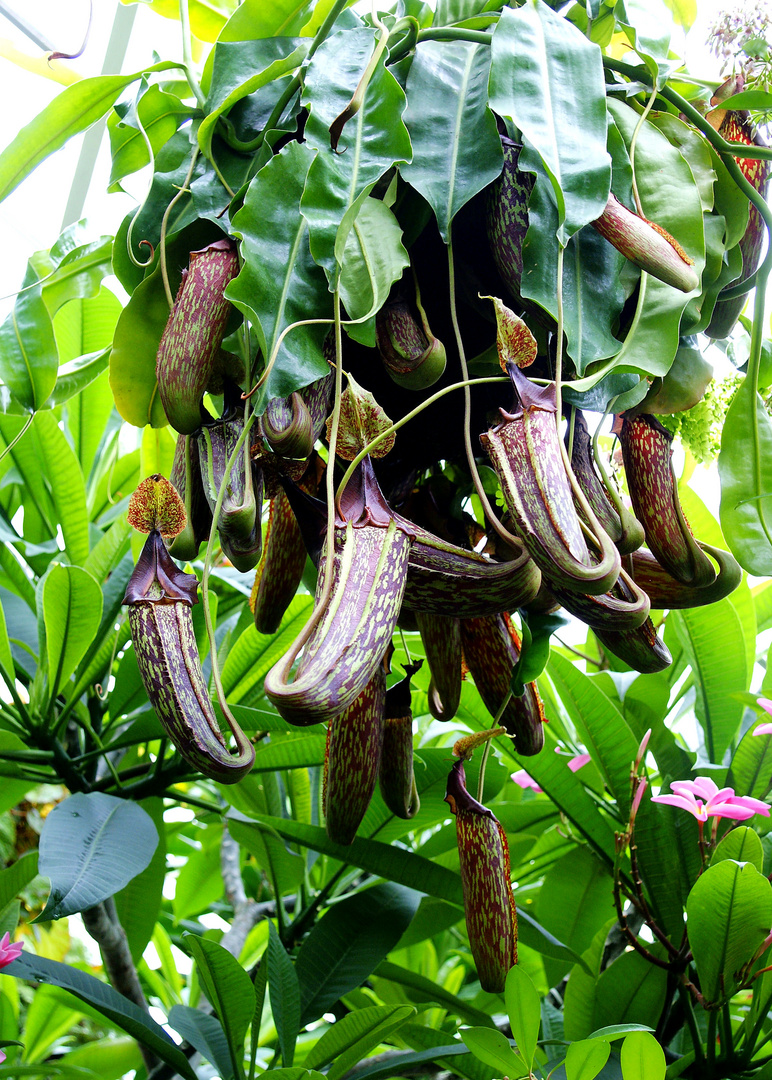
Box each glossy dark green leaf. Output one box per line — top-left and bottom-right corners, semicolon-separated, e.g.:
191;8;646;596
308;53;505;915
489;0;610;242
108;84;191;189
199;40;306;158
591;949;667;1033
401;40;502;243
5;954;196;1071
37;792;158;921
338;198;409;323
719;373;772;576
295;883;421;1024
522;161;626;374
300;27;412;282
268;921;301;1066
222;596;314;705
228;142;331;413
0;851;39;911
183;934;256;1071
687;859;772;1004
42;563;103;701
0;63;178;205
371;963;493;1028
167;1005;233;1080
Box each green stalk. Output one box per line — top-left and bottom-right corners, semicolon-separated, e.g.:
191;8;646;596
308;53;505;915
679;984;705;1067
388;26;492;63
179;0;206;111
476;694;513;802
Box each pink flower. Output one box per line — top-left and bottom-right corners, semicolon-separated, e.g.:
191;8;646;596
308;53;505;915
757;697;772;716
512;770;542;792
0;1049;5;1065
0;932;22;970
652;776;770;822
753;724;772;736
567;753;591;773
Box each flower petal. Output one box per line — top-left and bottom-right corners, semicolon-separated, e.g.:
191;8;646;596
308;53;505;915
651;793;707;820
753;723;772;736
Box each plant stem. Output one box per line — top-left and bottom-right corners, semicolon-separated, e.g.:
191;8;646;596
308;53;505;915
707;1008;718;1072
179;0;206;111
680;984;705;1067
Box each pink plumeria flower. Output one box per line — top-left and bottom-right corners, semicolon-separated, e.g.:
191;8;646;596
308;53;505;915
0;1049;5;1065
512;770;542;792
754;699;772;734
0;932;22;970
652;776;770;822
567;753;591;773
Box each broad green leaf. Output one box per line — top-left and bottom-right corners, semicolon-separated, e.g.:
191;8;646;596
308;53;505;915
338;198;409;323
0;852;39;911
565;1038;611;1080
618;0;672;78
620;1030;666;1080
548;652;638;810
591;949;667;1033
54;287;122;368
221;596;314;704
372;962;494;1028
633;789;701;941
22;984;83;1063
536;846;615;988
37;792;159;921
590;100;704;383
108;84;191;189
516;908;593;975
267;922;301;1067
217;0;320;38
238;813;463;905
2;951;196;1079
563;919;615;1041
228;142;331;414
489;0;610;243
34;229;115;318
522;165;626;374
0;271;58;412
199;42;307;159
687;859;772;1004
0;63;178;205
460;1027;524;1076
712;825;764;872
728;723;772;803
295;883;421;1024
248;734;327;772
719;373;772;575
300;27;411;282
167;1006;233;1080
0;601;16;697
108;264;172;429
305;1005;414;1079
113;799;166;964
174;824;225;921
672;601;746;763
183;934;256;1072
401;40;502;243
505;966;540;1071
58;363;114;469
62;1036;143;1080
42;564;103;701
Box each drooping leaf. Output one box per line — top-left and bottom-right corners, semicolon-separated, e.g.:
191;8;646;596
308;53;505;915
183;934;256;1074
37;793;159;921
401;40;503;243
108;84;191;189
228;141;331;414
0;63;179;205
460;1027;525;1076
305;1004;414;1079
42;564;103;701
267;921;301;1067
338;198;409;324
505;966;541;1072
295;883;421;1024
2;951;197;1079
0;271;58;413
719;373;772;576
300;27;412;282
167;1006;233;1080
489;0;610;243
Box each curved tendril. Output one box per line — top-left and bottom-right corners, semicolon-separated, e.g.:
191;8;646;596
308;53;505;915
334;375;509;508
242;317;335;399
0;414;34;468
200;410;257;761
448;233;524;551
159;148;200;311
629;84;660;218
